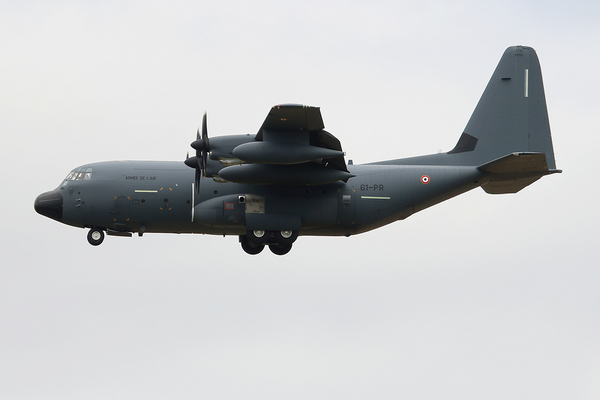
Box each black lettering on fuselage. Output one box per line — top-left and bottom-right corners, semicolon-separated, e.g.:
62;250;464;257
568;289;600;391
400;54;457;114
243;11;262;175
360;184;385;191
125;176;157;180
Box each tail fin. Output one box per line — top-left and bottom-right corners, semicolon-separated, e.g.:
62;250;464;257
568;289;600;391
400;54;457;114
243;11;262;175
451;46;557;167
379;45;560;193
449;46;561;193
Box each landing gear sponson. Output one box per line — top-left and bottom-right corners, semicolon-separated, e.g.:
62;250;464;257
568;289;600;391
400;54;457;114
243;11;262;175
240;230;298;255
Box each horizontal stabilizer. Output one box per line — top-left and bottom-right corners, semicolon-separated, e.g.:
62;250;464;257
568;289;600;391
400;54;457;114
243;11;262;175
478;152;560;194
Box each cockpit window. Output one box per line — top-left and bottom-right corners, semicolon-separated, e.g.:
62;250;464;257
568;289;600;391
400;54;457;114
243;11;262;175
64;167;93;181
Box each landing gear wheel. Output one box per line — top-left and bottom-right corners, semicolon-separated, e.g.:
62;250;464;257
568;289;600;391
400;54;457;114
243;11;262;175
274;230;298;245
240;235;264;255
269;243;292;255
247;230;268;244
87;229;105;246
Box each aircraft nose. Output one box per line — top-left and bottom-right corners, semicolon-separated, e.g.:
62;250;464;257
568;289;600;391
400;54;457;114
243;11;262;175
34;190;63;221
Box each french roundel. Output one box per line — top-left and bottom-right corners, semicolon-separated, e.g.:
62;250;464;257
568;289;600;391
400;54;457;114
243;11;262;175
421;175;430;184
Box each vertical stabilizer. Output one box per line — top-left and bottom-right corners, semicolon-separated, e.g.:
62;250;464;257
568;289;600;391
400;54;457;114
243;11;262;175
378;46;559;178
452;46;557;169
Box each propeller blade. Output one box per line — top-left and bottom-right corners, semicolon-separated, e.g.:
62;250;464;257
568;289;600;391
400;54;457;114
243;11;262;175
202;112;208;148
201;112;209;176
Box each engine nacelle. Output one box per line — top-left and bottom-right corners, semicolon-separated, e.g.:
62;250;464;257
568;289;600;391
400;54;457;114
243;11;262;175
207;134;255;161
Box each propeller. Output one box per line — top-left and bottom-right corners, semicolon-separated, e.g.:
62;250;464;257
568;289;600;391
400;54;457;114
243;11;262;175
185;113;210;194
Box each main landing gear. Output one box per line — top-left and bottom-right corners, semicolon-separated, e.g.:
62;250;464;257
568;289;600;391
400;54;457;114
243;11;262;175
240;230;298;255
240;235;264;255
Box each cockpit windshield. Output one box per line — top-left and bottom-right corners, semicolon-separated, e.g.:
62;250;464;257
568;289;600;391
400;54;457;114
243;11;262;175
64;167;93;181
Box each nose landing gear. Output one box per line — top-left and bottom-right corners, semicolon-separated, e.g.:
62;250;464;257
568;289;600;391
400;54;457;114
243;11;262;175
87;228;105;246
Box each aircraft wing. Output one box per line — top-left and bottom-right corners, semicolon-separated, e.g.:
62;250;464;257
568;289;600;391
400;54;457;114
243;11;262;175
256;104;325;135
219;104;354;185
254;105;348;172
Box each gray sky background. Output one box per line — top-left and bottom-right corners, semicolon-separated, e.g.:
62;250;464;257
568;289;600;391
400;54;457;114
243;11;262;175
2;1;599;398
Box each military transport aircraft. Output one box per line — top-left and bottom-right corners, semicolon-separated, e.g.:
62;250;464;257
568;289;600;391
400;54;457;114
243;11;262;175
35;46;560;255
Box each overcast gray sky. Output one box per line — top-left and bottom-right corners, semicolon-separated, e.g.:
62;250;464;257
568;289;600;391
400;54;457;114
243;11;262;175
2;0;599;398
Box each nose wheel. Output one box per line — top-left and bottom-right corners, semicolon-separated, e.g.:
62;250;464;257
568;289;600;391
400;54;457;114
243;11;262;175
87;229;105;246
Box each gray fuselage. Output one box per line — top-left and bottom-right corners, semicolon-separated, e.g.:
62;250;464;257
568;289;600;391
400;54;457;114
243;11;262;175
53;160;486;237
